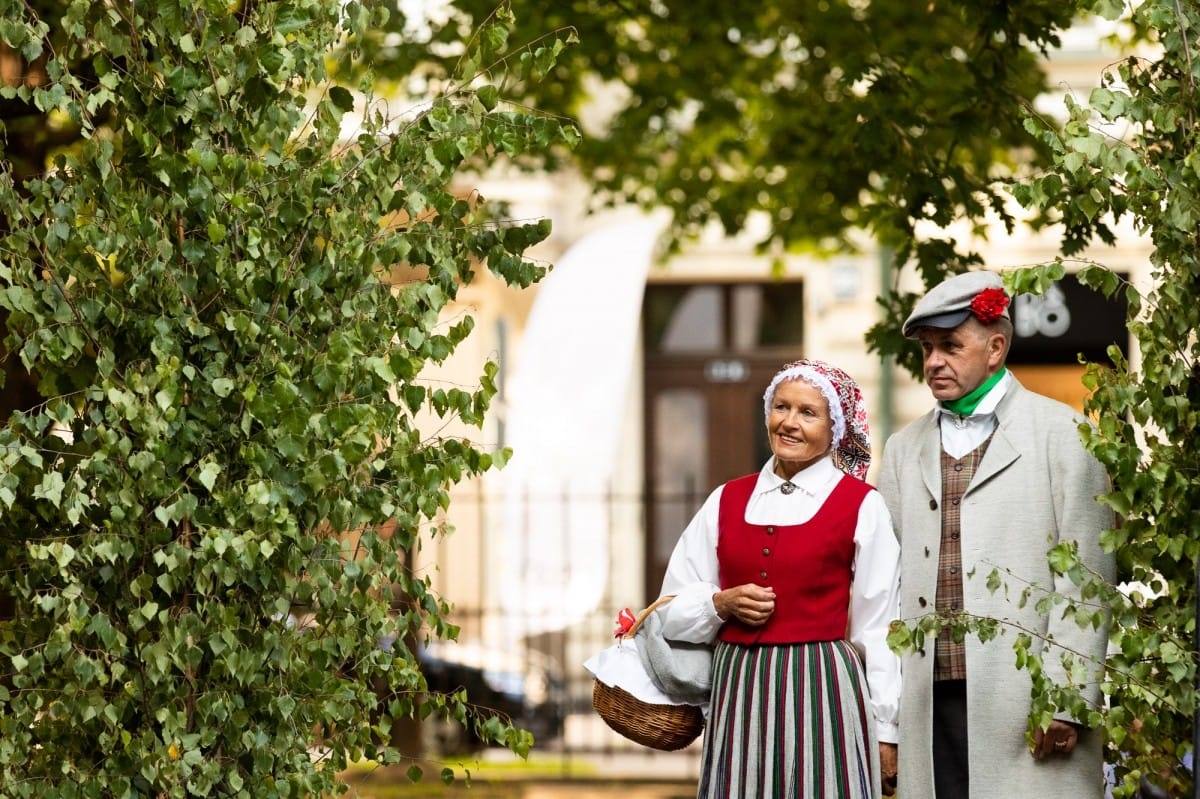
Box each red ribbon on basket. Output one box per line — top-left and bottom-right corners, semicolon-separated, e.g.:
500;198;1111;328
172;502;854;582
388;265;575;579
613;607;637;638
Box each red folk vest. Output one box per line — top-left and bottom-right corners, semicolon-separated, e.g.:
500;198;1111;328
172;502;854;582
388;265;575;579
716;472;872;645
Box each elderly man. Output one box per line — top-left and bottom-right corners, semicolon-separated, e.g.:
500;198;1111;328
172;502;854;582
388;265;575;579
877;271;1115;798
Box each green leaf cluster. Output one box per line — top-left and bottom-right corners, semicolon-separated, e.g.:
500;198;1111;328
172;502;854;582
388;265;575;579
967;1;1200;794
0;1;573;796
332;0;1112;375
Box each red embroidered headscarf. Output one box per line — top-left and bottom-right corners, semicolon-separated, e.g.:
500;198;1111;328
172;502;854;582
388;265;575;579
762;358;871;480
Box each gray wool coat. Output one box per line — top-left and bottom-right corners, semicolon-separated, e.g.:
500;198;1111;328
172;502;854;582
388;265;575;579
878;378;1116;798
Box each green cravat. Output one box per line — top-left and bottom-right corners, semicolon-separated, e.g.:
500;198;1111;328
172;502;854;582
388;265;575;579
941;368;1007;416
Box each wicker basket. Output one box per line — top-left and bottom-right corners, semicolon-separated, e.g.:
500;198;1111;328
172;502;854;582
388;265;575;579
591;596;706;751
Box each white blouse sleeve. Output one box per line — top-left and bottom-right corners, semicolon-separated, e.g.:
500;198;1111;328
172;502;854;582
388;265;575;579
655;484;726;645
849;488;902;744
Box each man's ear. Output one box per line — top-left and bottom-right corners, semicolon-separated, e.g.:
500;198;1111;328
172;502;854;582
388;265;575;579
987;332;1008;368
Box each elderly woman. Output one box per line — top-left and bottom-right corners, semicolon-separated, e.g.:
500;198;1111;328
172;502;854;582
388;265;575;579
658;359;901;798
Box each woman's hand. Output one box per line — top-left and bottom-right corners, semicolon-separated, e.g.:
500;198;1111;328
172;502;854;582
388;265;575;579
713;584;776;626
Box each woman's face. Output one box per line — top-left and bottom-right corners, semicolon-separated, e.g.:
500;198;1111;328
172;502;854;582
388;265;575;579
767;378;834;479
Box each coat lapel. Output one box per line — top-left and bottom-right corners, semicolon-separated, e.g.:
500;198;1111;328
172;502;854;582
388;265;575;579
969;427;1019;493
918;417;942;501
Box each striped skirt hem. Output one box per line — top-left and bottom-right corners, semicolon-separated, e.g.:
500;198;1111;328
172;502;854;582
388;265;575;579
697;639;880;799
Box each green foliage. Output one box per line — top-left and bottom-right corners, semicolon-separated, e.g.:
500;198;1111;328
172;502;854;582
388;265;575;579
342;1;1089;360
0;1;573;796
999;1;1200;794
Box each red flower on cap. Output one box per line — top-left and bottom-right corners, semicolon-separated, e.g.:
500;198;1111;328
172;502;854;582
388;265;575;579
970;287;1009;324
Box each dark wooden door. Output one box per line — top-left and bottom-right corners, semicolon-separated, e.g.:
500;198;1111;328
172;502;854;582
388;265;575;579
642;354;785;600
640;280;806;600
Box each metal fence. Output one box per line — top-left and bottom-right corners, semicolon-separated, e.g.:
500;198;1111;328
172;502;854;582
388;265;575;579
417;483;704;769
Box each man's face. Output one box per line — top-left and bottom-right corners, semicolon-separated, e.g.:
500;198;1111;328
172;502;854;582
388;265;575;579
915;321;1005;402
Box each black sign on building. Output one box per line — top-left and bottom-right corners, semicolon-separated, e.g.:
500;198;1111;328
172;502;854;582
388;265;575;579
1008;273;1129;365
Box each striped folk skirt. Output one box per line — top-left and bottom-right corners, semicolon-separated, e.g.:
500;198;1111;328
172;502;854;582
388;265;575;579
697;639;881;799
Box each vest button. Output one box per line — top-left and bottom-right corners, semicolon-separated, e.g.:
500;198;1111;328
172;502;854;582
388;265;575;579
954;463;964;472
929;499;938;510
951;531;960;540
952;498;960;506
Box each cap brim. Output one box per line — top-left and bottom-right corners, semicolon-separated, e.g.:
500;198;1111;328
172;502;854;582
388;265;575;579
902;309;972;338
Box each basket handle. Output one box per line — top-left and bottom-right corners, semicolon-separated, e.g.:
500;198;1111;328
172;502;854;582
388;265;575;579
622;594;675;639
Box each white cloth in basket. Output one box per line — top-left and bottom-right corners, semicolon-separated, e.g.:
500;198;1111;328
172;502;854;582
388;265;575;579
584;639;688;707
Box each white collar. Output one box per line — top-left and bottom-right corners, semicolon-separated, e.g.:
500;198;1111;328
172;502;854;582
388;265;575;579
764;455;839;497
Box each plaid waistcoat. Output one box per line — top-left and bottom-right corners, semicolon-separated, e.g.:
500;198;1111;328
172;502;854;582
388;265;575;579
933;432;994;681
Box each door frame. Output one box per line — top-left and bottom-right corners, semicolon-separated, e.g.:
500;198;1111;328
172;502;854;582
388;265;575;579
641;353;793;600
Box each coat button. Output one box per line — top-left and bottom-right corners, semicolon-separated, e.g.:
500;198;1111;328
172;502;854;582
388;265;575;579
766;526;774;535
929;499;938;510
760;571;768;579
762;547;771;556
918;597;928;608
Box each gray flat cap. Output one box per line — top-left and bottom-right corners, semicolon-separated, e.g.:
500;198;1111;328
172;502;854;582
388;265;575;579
902;271;1011;338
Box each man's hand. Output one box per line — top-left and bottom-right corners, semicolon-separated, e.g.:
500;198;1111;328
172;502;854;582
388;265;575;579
879;742;898;796
712;584;776;626
1032;720;1079;759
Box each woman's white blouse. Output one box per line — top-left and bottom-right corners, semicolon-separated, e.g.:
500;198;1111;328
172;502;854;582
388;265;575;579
657;455;902;744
